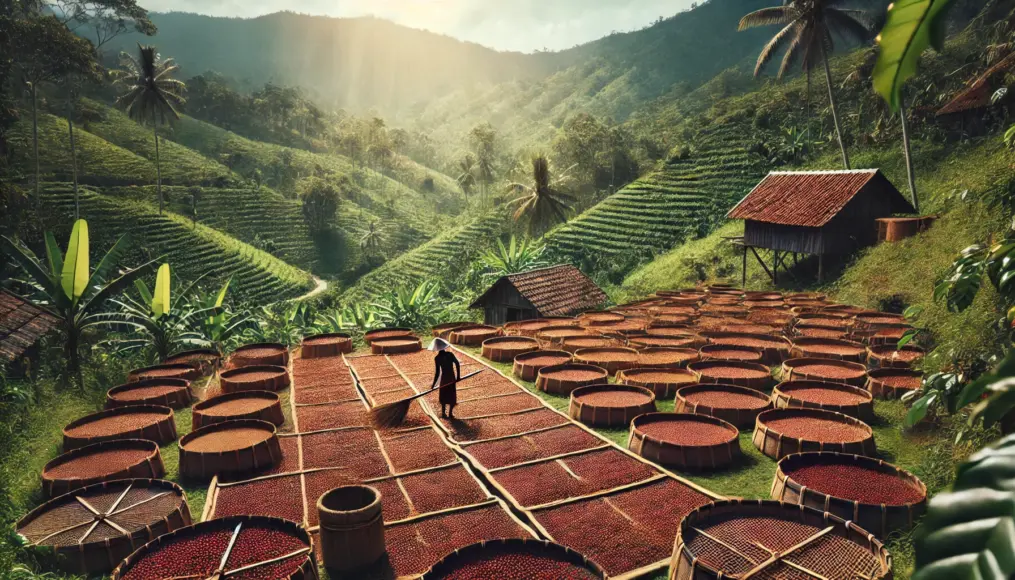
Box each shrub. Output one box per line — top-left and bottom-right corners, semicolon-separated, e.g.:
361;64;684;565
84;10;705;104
299;177;339;233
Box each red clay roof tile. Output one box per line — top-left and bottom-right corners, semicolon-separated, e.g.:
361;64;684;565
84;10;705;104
471;265;607;317
0;290;59;363
727;170;886;228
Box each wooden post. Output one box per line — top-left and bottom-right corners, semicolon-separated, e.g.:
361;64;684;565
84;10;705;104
818;254;824;283
772;250;779;285
742;246;748;288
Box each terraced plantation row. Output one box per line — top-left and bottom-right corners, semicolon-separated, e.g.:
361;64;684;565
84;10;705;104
41;185;315;303
545;122;766;257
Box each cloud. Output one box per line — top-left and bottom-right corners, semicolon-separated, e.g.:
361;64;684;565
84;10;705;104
142;0;694;52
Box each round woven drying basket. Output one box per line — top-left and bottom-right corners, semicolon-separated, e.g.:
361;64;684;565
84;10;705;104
301;333;353;358
867;368;922;400
164;348;221;376
481;336;539;362
111;515;317;580
568;384;656;427
698;344;763;363
535;363;609;395
560;336;620;354
573;347;640;376
668;499;892;580
772;451;928;539
16;478;190;575
854;312;907;330
628;412;741;471
674;383;772;429
192;391;285;429
512;350;572;382
753;408;876;460
687;360;774;391
771;380;875;422
794;325;849;340
433;321;475;338
105;378;192;410
867;344;925;368
536;327;593;347
220;364;290;393
635;347;700;369
62;405;177;450
781;357;868;388
867;324;914;347
579;311;627;326
230;342;289;367
618;368;697;399
790;337;868;363
371;337;423;354
177;419;281;480
364;327;415;343
449;325;502;346
127;363;200;383
421;538;607;579
41;439;165;498
700;332;790;364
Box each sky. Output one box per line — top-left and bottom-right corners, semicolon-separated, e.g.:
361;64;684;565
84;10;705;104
139;0;697;53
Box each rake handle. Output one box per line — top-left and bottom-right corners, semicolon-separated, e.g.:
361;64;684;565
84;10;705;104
406;369;483;403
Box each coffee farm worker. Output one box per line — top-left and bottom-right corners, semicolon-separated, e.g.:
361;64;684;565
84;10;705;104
430;338;461;419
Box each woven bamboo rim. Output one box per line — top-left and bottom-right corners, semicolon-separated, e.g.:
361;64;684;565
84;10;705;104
628;412;741;471
618;368;697;399
127;363;201;383
41;439;165;498
786;292;827;301
535;363;609;395
794;325;849;340
433;321;475;337
772;451;928;539
854;312;907;330
560;336;621;354
301;333;353;358
16;478;191;575
674;383;772;429
687;360;773;391
111;515;317;580
867;368;922;400
568;384;657;427
573;347;640;376
105;378;193;410
790;337;868;363
230;342;290;367
371;337;423;354
364;327;415;343
753;408;876;460
450;325;502;346
698;344;764;363
772;380;875;422
821;304;868;315
747;310;794;325
867;344;925;368
512;350;572;382
220;364;290;393
635;347;700;369
700;332;791;365
668;499;891;580
794;312;856;327
645;326;699;338
535;327;593;346
193;391;285;429
630;335;703;350
178;419;281;480
868;324;914;347
63;405;177;450
781;357;868;388
579;311;627;326
164;348;221;376
421;538;606;579
481;336;540;362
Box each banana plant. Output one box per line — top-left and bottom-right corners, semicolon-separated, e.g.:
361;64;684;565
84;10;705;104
479;235;548;280
371;281;443;330
0;220;157;385
185;277;252;355
316;303;378;333
243;301;318;346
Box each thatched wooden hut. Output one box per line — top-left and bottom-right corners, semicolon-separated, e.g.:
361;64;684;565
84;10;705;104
0;290;59;376
470;265;607;325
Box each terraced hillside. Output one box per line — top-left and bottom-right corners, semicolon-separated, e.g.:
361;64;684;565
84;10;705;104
544;123;767;258
41;184;315;303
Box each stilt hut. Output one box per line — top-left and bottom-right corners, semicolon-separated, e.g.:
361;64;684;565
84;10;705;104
470;264;607;325
937;52;1015;136
727;169;914;283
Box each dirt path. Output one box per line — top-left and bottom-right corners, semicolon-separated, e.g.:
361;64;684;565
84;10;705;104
296;275;327;301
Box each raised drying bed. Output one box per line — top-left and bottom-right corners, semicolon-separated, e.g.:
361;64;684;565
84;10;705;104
535;363;609;395
628;413;740;471
753;408;876;459
794;312;855;329
41;439;165;498
618;368;697;398
512;350;572;382
867;368;923;399
111;515;316;580
772;452;927;538
568;384;656;427
790;337;867;363
698;345;763;363
794;325;849;340
421;538;606;579
364;327;415;343
772;380;875;421
164;349;221;376
230;343;290;368
573;347;639;376
854;312;907;330
687;360;773;391
481;336;540;362
177;419;281;480
220;365;290;393
636;347;700;368
433;321;474;338
867;344;925;368
867;324;914;347
781;358;868;388
192;391;285;429
504;318;577;337
16;479;190;575
63;405;177;450
127;363;200;383
371;337;423;354
560;336;621;354
536;327;594;346
669;500;891;580
629;335;702;349
700;332;790;364
301;333;353;358
450;325;502;346
105;378;192;409
579;311;627;326
674;383;772;429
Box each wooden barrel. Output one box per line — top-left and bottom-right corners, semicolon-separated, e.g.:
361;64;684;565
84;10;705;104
127;363;201;383
568;384;656;427
628;413;741;471
230;342;289;367
164;349;221;376
192;391;285;428
301;333;353;358
317;485;385;572
220;364;290;393
177;419;281;480
41;439;164;498
63;405;177;450
105;378;192;409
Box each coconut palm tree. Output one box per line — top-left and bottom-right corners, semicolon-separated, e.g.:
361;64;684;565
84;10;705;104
359;222;385;253
506;156;576;233
456;154;477;197
111;43;186;214
739;0;872;170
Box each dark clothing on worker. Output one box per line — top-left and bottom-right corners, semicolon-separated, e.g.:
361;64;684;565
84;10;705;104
433;350;461;409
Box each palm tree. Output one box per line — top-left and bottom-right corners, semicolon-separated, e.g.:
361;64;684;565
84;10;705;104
506;156;576;233
111;43;186;214
456;154;477;197
359;222;385;253
739;0;872;170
